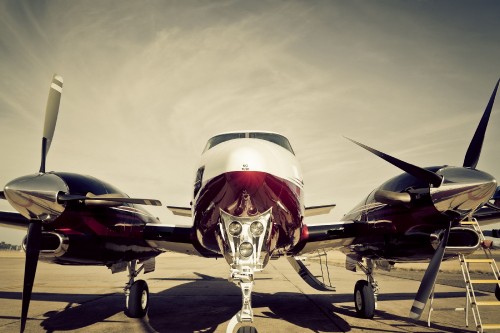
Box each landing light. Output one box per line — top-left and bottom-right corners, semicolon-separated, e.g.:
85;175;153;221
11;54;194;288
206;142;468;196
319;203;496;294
239;242;253;257
228;221;243;236
250;221;264;236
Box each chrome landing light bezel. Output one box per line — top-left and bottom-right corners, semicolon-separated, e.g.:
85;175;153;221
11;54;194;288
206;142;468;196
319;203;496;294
239;242;253;257
250;221;264;237
228;221;243;236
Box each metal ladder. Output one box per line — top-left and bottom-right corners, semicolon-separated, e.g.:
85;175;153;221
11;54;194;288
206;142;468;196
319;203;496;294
459;218;500;332
427;218;500;332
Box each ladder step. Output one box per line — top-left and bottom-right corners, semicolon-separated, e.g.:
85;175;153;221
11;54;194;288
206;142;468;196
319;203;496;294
475;301;500;306
469;279;500;284
463;258;494;263
460;221;479;225
482;324;500;329
431;307;465;311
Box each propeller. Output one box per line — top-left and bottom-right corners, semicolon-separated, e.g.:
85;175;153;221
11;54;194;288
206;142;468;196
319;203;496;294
463;79;500;169
344;137;443;188
409;222;451;319
58;193;162;206
39;74;63;173
20;222;42;332
19;74;62;332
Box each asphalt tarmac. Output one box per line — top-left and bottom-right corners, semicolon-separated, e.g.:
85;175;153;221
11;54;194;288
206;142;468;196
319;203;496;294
0;252;499;333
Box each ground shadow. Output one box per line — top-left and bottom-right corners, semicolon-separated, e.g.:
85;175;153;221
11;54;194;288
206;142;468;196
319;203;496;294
0;271;484;333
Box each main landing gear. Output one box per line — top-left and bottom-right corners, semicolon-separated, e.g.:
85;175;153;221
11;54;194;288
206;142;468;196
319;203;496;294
124;260;150;318
353;258;378;319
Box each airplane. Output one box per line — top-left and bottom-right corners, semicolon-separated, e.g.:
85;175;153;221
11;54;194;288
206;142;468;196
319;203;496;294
0;75;499;333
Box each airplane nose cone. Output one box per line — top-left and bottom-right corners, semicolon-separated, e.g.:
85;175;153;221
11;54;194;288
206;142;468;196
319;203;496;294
202;138;302;186
4;173;68;221
430;167;497;215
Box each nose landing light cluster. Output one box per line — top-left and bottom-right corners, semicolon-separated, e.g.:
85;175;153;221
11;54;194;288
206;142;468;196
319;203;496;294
219;209;272;268
227;220;265;258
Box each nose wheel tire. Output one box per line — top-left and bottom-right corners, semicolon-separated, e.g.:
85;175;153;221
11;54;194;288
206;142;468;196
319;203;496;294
354;280;375;319
126;279;149;318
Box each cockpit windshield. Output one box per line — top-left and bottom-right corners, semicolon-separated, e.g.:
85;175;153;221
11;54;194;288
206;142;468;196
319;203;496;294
203;132;295;154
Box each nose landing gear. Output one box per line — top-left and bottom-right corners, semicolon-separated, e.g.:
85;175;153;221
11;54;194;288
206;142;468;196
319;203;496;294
226;267;259;333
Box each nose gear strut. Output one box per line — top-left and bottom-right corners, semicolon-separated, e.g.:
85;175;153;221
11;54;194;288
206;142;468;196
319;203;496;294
226;267;257;333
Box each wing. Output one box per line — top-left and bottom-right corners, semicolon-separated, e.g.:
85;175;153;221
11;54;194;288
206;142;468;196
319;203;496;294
0;211;28;230
167;206;192;217
296;221;357;255
144;223;220;258
144;224;194;253
304;204;336;217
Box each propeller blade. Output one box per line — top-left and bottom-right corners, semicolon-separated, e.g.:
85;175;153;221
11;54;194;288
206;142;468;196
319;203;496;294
58;193;162;206
39;74;63;173
409;222;451;319
20;222;42;333
0;191;5;200
463;79;499;169
345;137;442;187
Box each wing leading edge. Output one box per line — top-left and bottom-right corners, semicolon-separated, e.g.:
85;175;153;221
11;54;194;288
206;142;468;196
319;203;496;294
304;204;336;217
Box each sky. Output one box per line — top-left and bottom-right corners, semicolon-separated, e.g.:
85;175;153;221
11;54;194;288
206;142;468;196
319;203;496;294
1;0;500;244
